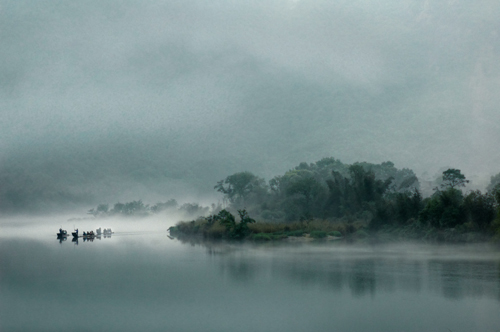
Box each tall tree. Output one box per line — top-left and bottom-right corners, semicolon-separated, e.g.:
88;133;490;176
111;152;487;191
440;169;469;189
214;171;267;205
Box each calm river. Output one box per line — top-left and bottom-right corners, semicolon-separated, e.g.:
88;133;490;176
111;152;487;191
1;217;500;332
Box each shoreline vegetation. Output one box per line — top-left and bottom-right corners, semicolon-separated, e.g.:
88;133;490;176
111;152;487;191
167;209;495;244
87;157;500;243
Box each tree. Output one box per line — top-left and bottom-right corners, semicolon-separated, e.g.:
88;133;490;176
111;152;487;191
151;199;178;213
348;165;393;206
216;209;255;239
419;188;465;228
440;169;469;189
394;189;423;224
463;190;495;230
214;171;267;205
486;172;500;193
286;176;325;220
179;203;209;217
87;203;109;217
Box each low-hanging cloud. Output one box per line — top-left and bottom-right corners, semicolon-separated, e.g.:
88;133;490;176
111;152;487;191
1;0;499;210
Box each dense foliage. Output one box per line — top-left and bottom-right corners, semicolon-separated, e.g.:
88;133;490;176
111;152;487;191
207;158;500;240
214;158;418;222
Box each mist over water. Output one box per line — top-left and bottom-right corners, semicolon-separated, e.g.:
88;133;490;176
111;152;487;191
1;1;500;211
1;217;500;332
2;3;500;331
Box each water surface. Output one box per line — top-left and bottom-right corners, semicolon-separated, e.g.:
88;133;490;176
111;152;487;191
1;217;500;332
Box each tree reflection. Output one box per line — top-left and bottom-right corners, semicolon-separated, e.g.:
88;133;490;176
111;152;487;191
348;260;376;298
176;240;500;301
428;260;500;300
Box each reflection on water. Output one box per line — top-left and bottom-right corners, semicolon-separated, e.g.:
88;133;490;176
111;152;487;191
1;230;500;332
56;235;67;244
206;242;500;301
61;233;113;245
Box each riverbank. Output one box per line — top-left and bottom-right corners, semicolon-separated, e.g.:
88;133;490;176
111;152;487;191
168;216;497;244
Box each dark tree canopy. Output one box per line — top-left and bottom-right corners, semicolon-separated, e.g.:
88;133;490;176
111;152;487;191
214;171;267;205
440;169;469;189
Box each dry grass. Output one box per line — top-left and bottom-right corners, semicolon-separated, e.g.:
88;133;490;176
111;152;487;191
171;216;367;241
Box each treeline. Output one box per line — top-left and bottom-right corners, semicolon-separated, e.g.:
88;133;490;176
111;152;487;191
211;158;500;238
87;199;214;219
214;158;418;222
86;156;500;240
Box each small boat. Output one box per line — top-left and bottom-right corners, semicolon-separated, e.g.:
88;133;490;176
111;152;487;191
72;229;79;237
57;228;68;237
82;231;96;238
103;228;113;235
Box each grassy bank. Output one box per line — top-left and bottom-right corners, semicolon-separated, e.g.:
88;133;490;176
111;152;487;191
168;209;367;242
168;209;497;243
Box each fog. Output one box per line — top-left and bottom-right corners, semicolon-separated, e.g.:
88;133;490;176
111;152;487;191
2;231;500;331
1;1;499;212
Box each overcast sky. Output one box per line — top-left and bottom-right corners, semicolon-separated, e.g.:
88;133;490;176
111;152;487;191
1;0;499;203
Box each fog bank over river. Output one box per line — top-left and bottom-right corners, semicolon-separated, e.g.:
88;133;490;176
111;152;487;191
1;1;500;210
1;217;500;332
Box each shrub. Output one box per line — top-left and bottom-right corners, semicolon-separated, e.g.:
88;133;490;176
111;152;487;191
309;231;327;239
286;230;305;237
251;233;273;241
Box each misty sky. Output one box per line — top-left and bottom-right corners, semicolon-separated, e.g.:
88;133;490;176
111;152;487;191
1;0;499;203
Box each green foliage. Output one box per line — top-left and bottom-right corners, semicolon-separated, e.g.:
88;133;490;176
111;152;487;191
328;231;342;237
353;161;419;192
309;230;327;238
173;159;500;242
329;165;393;228
393;190;423;224
172;209;257;240
214;171;267;206
287;230;306;237
419;188;465;228
285;175;326;220
212;158;421;226
232;209;256;239
251;233;273;241
440;169;469;189
218;209;236;231
369;200;394;230
212;209;256;239
463;190;496;231
490;190;500;238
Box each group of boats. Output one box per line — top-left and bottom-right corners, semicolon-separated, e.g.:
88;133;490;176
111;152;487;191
57;227;114;242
